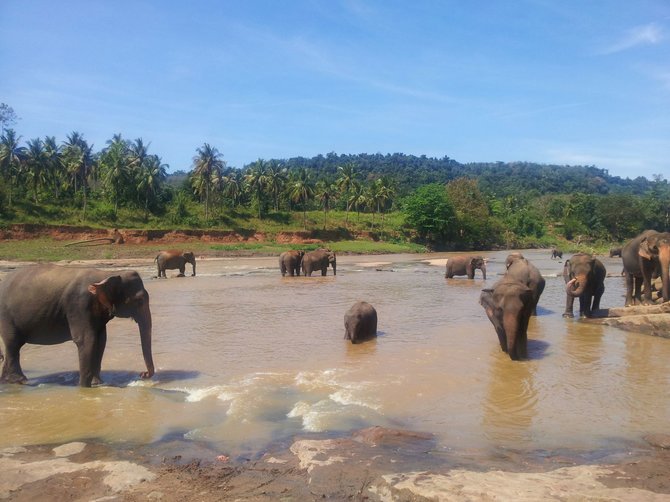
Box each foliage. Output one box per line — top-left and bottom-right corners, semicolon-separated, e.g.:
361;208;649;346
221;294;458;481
402;184;457;247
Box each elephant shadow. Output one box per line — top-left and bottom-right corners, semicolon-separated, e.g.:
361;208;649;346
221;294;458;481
28;369;200;387
525;339;550;360
534;306;554;317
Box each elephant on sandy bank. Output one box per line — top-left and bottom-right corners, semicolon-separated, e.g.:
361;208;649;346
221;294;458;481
504;253;545;316
155;250;196;278
302;249;336;276
445;255;486;280
563;253;606;318
279;250;304;276
344;301;378;344
480;279;534;361
0;264;154;387
622;230;670;306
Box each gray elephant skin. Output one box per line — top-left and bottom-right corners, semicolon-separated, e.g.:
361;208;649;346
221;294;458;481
344;301;378;344
504;253;545;316
445;255;486;279
155;250;196;278
302;249;336;276
622;230;670;305
563;253;606;318
0;264;154;387
550;248;563;259
279;250;304;276
480;279;534;361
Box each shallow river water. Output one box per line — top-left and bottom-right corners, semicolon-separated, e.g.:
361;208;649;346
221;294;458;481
1;250;669;460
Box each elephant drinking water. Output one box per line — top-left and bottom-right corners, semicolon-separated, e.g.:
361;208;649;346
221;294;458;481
0;264;155;387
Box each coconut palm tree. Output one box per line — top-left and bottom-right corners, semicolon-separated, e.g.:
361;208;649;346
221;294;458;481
192;143;225;222
99;134;131;217
347;181;366;222
128;138;150;205
0;129;26;208
25;137;48;203
62;132;94;218
223;170;244;208
316;180;337;229
288;168;315;229
137;154;167;221
244;159;269;219
43;136;63;199
336;162;358;226
266;160;288;212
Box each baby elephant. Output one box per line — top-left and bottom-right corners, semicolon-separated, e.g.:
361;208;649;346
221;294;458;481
480;279;534;361
344;301;378;344
155;250;196;278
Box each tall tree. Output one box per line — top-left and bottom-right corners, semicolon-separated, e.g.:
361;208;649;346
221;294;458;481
137;154;167;221
316;180;337;229
0;129;26;208
223;170;244;208
191;143;225;222
266;161;287;211
0;103;18;134
99;134;131;216
336;162;358;226
43;136;63;199
61;132;94;218
288;168;315;229
25;137;47;203
244;159;269;219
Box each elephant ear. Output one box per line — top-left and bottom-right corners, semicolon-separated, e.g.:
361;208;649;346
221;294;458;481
639;238;654;260
88;275;123;313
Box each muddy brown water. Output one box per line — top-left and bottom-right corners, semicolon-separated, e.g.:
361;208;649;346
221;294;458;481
1;250;669;461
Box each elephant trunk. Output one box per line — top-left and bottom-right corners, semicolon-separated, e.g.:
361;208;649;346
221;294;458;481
566;273;587;298
332;259;336;276
502;312;519;360
136;301;155;379
480;264;487;280
660;246;670;302
192;261;196;277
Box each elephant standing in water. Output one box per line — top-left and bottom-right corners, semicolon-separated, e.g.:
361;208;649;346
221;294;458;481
155;250;196;278
622;230;670;305
279;250;304;276
563;253;606;318
551;248;563;259
504;253;545;315
480;279;534;361
344;301;378;344
302;249;336;276
0;264;154;387
445;255;486;279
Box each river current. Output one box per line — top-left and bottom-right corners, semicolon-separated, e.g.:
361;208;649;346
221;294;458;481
1;250;669;460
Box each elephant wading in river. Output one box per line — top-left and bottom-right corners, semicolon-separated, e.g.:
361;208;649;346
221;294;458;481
0;264;154;387
155;250;196;278
344;301;378;344
302;249;336;276
279;250;304;276
622;230;670;305
504;253;545;315
445;255;486;280
480;279;534;361
563;253;606;318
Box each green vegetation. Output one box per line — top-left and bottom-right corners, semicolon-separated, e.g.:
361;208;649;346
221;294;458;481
1;108;669;259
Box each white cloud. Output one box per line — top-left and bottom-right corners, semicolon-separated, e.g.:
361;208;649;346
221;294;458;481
600;22;665;54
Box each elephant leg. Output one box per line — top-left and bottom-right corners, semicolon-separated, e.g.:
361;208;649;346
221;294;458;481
91;329;107;386
563;294;575;318
591;284;605;312
624;273;635;306
641;262;655;304
0;328;27;384
74;331;100;387
177;263;186;277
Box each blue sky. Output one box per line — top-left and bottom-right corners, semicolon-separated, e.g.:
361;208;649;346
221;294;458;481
1;1;669;179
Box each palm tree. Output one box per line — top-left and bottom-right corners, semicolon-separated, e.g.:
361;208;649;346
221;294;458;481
25;138;48;203
43;136;63;199
191;143;225;222
99;134;131;217
347;181;366;222
62;132;94;218
244;159;269;219
336;162;358;226
266;160;287;212
137;154;167;221
223;170;244;208
0;129;26;208
128;138;150;205
288;168;315;229
316;180;337;229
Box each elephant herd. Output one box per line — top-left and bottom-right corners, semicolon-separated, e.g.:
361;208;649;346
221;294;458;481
0;228;667;386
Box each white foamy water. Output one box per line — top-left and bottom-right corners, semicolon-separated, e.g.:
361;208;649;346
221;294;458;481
1;250;669;458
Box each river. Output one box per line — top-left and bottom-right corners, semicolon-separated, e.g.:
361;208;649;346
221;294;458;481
1;249;669;461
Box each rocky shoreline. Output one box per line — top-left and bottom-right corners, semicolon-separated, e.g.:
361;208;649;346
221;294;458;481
3;427;670;501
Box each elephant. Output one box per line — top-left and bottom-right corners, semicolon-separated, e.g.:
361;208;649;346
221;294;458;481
480;279;534;361
0;264;154;387
155;250;196;278
504;253;545;315
563;253;606;318
445;255;486;280
609;247;622;258
551;248;563;259
279;250;304;277
344;301;378;344
622;230;670;306
302;249;336;276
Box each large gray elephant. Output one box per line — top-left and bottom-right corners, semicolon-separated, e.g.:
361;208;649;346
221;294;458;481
279;250;304;277
504;253;545;316
302;249;336;276
480;279;534;361
563;253;606;318
155;250;196;278
344;301;378;344
445;255;486;279
622;230;670;306
0;264;154;387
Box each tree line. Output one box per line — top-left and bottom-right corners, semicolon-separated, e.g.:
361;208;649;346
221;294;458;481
1;123;669;250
